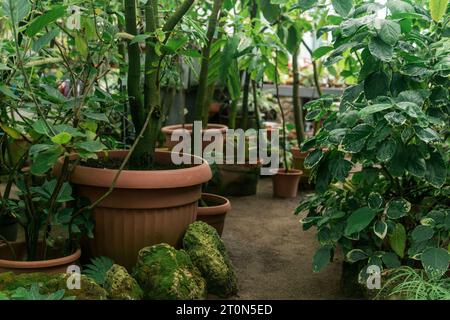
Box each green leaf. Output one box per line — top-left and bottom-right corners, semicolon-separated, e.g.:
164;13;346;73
429;0;449;22
296;0;317;10
415;127;440;143
75;141;106;153
0;124;21;139
406;146;426;177
75;34;88;59
312;46;334;59
346;249;368;263
386;198;411;219
382;252;401;268
0;85;18;100
84;112;109;122
332;0;353;17
165;36;188;53
32;28;60;52
374;220;388;239
364;71;390;100
341;124;373;153
421;247;449;279
389;223;406;258
26;6;66;36
425;150;447;188
368;37;394;61
411;225;434;242
31;145;63;175
368;192;383;209
376;139;396;162
379;20;401;45
387;0;415;14
260;0;281;23
344;207;377;236
312;246;332;272
51;132;72;145
2;0;31;25
331;158;352;181
130;34;151;45
359;103;392;117
384;111;406;125
303;149;324;169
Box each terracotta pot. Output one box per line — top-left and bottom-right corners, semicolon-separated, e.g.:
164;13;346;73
161;123;228;152
271;169;302;198
197;193;231;236
208;102;221;117
58;150;212;270
0;242;81;274
216;161;261;197
291;147;311;174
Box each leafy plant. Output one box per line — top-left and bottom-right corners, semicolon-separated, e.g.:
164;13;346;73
83;256;115;286
0;284;75;300
296;0;450;281
377;266;450;300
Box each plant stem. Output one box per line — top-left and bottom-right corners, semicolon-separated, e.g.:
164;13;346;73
274;51;288;172
292;46;305;147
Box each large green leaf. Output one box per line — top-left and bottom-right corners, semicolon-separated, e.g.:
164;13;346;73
389;223;406;258
421;247;450;279
364;71;390;100
373;220;388;239
386;198;411;219
296;0;317;10
429;0;449;22
411;225;434;242
344;207;377;236
312;246;332;272
359;103;392;117
330;158;352;181
260;0;281;23
346;249;368;263
26;6;66;36
31;145;63;175
379;20;401;45
368;37;394;61
304;149;324;169
341;124;373;153
332;0;353;17
376;139;396;162
387;0;415;14
425;150;447;187
406;145;426;177
2;0;30;25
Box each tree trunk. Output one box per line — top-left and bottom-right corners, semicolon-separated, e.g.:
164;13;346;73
292;47;305;147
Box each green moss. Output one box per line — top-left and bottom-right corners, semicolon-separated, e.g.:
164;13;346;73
104;264;143;300
183;221;238;298
0;272;107;300
132;243;207;300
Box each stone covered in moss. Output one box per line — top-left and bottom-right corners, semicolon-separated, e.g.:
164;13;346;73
0;272;107;300
104;264;143;300
183;221;238;297
132;243;207;300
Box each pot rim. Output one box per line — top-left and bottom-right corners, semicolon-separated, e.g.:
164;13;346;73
271;168;303;176
161;123;228;134
0;243;81;269
198;193;231;216
57;150;212;189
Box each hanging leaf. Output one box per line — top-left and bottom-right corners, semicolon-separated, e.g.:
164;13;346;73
368;37;394;62
26;6;67;36
312;246;332;272
429;0;449;22
389;223;406;258
344;207;377;236
332;0;353;17
421;247;449;279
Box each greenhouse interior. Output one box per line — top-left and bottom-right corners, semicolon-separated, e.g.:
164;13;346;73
0;0;449;306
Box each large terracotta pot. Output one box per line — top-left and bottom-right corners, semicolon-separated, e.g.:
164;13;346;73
197;193;231;236
63;150;212;270
215;162;260;197
271;169;302;198
161;123;228;152
0;242;81;274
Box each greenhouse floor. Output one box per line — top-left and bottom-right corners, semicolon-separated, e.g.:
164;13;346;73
223;178;343;300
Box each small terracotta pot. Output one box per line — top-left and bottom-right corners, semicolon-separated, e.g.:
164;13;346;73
291;147;311;174
271;169;302;198
208;102;221;117
197;193;231;236
56;150;212;270
161;123;228;152
0;242;81;274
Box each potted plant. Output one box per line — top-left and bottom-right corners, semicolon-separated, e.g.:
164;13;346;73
196;193;231;237
297;1;449;292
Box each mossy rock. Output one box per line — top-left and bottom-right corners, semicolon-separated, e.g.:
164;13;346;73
183;221;238;298
0;272;107;300
104;264;143;300
132;243;207;300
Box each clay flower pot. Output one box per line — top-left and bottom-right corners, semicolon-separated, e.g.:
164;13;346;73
0;242;81;274
271;169;302;198
291;147;311;172
197;193;231;236
161;123;228;152
59;150;211;270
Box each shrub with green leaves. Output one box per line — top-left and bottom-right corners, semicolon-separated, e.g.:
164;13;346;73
296;0;449;282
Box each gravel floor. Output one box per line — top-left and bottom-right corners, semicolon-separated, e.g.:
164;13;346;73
222;178;344;300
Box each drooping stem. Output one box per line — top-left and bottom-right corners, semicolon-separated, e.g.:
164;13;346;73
292;46;305;147
194;0;224;127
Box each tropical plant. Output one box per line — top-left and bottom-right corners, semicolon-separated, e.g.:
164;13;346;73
296;0;450;282
83;256;115;286
0;283;75;300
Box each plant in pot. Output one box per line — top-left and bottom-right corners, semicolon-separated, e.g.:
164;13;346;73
296;0;449;297
58;0;215;270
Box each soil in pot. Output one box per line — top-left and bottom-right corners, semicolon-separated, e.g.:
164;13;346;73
197;193;231;236
161;123;228;152
59;150;212;270
271;169;302;198
0;242;81;274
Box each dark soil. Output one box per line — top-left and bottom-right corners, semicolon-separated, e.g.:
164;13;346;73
81;157;193;171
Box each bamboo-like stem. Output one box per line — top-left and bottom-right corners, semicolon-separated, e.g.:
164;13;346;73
292;47;305;147
241;71;251;130
252;80;260;130
274;51;288;172
194;0;224;126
